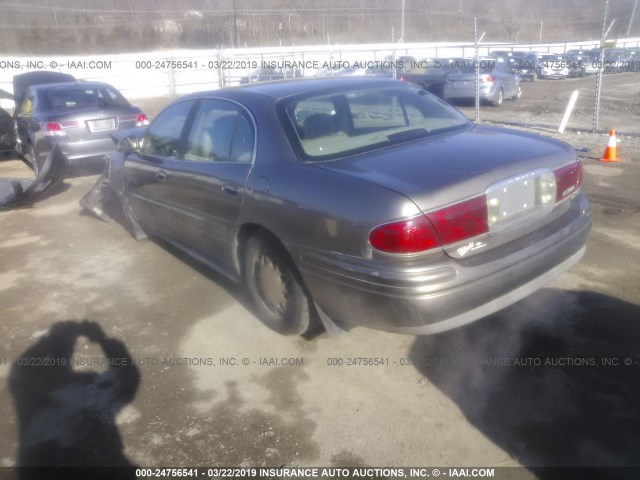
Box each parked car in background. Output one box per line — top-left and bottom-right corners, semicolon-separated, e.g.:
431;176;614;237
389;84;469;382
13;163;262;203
538;54;570;79
84;77;590;336
327;65;368;76
489;51;515;63
400;58;467;98
602;48;640;73
626;49;640;71
510;51;542;81
240;67;302;84
560;53;598;77
13;73;149;174
383;55;417;74
444;58;522;106
0;100;15;154
3;72;78;156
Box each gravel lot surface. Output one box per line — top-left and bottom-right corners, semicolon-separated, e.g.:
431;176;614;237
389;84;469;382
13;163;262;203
0;73;639;477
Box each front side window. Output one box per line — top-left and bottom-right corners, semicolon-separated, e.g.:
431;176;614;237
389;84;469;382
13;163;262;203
284;85;471;160
141;101;194;158
184;100;254;163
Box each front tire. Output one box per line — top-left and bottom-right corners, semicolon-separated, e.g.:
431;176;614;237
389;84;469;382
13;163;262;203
243;233;313;335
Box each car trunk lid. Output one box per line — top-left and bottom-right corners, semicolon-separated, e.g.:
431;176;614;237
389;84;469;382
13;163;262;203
316;125;581;257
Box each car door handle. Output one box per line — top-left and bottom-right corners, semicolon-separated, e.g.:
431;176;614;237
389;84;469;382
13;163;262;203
156;170;168;182
222;183;239;195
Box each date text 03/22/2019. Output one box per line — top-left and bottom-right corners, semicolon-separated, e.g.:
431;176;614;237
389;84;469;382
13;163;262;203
134;467;497;478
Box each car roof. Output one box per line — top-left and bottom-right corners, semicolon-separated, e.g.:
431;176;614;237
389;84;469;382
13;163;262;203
180;76;405;101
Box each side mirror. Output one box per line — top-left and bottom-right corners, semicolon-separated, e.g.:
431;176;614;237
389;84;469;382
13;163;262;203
116;135;139;154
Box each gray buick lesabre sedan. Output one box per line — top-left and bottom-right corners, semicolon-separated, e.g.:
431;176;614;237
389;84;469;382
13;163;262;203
84;77;591;336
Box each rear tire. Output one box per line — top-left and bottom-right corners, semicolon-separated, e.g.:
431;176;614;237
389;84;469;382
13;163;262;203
492;88;504;106
243;233;314;335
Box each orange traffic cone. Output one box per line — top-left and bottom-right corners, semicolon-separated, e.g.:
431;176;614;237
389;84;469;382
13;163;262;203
600;129;619;163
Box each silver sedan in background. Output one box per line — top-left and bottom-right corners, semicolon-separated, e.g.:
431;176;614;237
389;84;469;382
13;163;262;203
84;77;590;336
444;58;522;106
13;72;149;173
538;54;570;79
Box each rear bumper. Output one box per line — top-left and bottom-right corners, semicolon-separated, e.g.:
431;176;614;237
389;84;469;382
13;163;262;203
297;193;591;334
36;136;113;164
444;84;499;102
539;71;569;79
516;71;536;79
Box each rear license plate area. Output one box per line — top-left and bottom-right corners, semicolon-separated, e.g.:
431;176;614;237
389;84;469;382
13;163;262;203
87;118;115;133
486;169;556;234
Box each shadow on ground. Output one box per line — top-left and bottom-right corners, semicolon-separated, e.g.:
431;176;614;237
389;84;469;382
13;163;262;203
9;320;139;479
410;289;640;477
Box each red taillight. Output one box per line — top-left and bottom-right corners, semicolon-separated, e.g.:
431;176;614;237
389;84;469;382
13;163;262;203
554;161;582;202
369;215;441;254
39;122;66;136
399;76;407;82
136;113;149;127
480;75;495;83
427;195;488;245
369;196;489;254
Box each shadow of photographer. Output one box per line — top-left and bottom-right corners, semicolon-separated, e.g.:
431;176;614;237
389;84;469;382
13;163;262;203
9;320;140;479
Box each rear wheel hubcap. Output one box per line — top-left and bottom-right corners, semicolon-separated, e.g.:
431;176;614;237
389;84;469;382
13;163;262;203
255;252;290;317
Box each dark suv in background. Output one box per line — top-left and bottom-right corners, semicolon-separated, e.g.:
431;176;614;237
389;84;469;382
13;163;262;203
510;52;543;81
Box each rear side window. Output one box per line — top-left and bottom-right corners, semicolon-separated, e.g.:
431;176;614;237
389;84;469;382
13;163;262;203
184;100;254;163
284;85;471;160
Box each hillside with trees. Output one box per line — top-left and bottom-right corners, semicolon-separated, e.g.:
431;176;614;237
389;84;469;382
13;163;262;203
0;0;638;54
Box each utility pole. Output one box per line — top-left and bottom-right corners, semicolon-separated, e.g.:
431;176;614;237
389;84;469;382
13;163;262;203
538;18;543;43
474;19;485;124
400;0;406;42
627;0;638;36
593;0;610;134
232;0;239;48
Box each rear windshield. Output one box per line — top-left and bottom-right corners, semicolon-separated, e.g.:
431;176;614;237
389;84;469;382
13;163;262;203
40;85;130;111
282;85;471;160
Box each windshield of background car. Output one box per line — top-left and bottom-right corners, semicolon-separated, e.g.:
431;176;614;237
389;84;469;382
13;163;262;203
40;85;130;112
283;85;471;160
